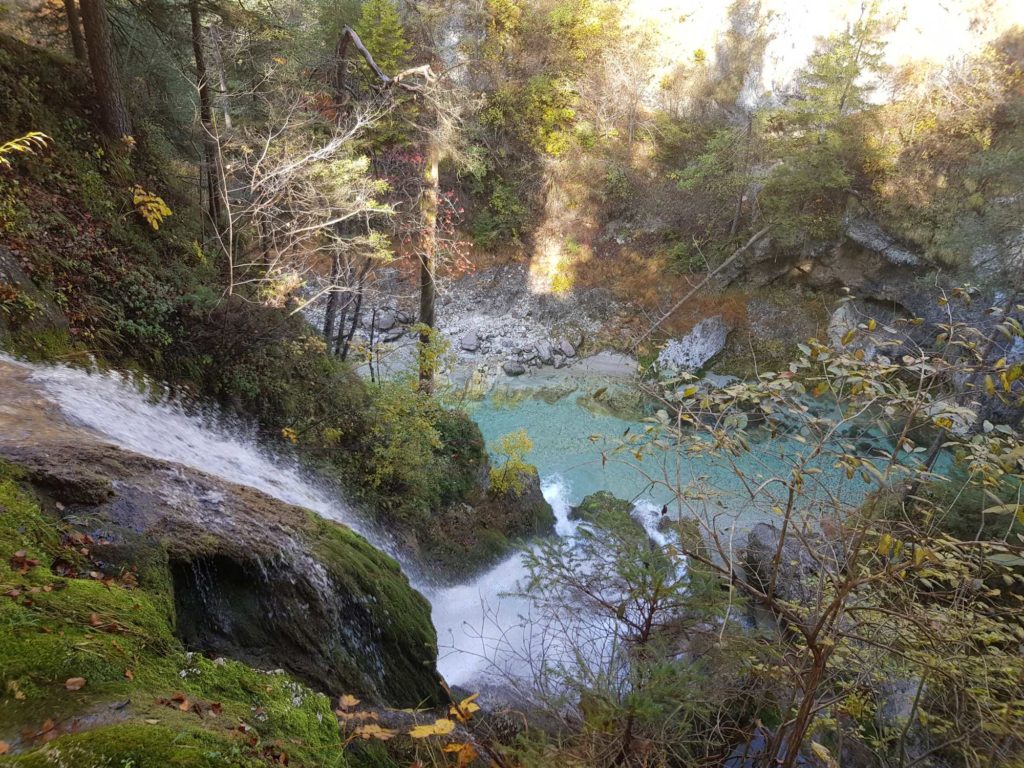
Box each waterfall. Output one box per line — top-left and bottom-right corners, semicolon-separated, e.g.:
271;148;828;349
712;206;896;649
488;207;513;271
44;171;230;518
2;355;670;691
3;354;397;559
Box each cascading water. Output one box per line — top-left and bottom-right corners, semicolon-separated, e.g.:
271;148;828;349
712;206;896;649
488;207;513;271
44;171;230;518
9;356;396;553
1;354;880;695
3;355;654;688
431;476;679;688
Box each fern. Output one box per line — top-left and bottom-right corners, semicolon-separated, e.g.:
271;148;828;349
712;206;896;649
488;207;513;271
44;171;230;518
0;132;52;168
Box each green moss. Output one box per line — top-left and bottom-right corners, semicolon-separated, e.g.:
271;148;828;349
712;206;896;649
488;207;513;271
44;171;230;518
0;468;353;766
570;491;634;524
5;724;268;767
2;328;75;363
308;515;442;708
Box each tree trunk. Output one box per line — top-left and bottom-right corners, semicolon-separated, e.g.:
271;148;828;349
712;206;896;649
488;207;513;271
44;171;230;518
417;141;440;392
190;0;223;232
208;26;232;129
340;259;371;361
778;646;830;768
729;118;754;237
323;256;341;344
79;0;132;139
63;0;87;62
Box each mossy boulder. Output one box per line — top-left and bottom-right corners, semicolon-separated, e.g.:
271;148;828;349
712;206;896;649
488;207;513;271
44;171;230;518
0;436;443;710
569;490;635;524
0;464;351;766
424;465;555;575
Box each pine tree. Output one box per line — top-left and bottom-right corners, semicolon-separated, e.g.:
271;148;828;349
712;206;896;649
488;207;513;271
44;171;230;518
762;2;889;248
63;0;87;62
79;0;133;139
354;0;411;80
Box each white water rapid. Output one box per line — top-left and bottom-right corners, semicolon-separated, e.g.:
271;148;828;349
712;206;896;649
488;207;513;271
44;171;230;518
431;478;676;687
3;356;670;690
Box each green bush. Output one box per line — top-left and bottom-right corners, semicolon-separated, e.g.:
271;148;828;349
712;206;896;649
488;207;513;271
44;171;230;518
470;175;530;248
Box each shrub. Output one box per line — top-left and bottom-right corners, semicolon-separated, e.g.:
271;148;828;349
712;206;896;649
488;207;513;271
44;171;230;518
488;428;535;496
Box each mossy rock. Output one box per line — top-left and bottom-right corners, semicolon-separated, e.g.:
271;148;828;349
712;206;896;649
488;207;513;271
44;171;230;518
5;724;270;767
569;491;634;524
0;439;444;710
0;467;352;766
418;464;555;577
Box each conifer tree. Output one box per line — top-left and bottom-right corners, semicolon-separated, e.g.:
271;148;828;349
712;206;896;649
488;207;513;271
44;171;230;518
354;0;410;82
762;2;889;248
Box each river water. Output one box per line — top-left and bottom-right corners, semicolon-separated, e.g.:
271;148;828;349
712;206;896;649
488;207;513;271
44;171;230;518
3;356;878;690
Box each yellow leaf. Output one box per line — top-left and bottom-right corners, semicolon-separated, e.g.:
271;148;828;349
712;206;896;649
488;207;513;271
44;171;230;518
841;328;856;346
450;693;481;722
982;504;1022;516
867;318;877;331
408;718;456;738
811;741;838;767
985;375;995;395
443;742;479;766
877;533;893;556
353;723;397;740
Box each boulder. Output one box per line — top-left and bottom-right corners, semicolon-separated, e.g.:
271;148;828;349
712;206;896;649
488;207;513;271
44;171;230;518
658;316;730;372
534;341;555;365
569;490;634;523
559;339;576;358
376;311;397;332
460;331;480;352
844;218;921;267
487;466;556;539
742;522;821;608
0;437;445;708
502;360;526;376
